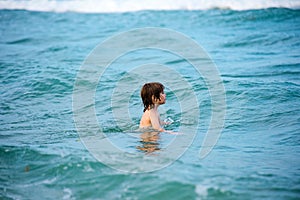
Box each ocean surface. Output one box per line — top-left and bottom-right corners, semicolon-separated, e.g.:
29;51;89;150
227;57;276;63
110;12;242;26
1;1;300;199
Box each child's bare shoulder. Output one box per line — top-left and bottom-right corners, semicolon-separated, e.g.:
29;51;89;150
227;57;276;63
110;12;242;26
140;110;151;127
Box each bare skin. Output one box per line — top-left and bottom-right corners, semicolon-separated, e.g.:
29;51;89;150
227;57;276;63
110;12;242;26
139;92;166;132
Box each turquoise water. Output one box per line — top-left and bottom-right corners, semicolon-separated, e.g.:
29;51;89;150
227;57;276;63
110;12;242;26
1;7;300;200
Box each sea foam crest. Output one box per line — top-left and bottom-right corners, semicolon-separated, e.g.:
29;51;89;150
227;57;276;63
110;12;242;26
0;0;299;13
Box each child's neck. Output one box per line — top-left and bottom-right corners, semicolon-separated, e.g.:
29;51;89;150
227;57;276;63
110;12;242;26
149;104;159;111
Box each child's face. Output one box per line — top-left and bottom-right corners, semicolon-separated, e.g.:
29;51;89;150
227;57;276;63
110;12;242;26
153;91;166;105
160;91;166;104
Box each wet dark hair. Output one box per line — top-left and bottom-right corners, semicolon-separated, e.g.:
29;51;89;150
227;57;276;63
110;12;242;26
141;82;164;112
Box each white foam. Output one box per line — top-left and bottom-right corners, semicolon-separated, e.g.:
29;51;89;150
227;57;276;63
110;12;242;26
63;188;73;200
195;184;209;197
0;0;299;13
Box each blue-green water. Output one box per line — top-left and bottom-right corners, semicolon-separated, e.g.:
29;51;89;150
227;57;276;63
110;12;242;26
1;7;300;200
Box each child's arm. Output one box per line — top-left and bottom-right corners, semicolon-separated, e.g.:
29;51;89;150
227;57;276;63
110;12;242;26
149;110;165;132
149;112;181;134
159;118;166;126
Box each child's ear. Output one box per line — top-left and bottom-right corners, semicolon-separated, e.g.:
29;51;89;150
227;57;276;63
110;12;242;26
152;95;158;103
151;95;156;102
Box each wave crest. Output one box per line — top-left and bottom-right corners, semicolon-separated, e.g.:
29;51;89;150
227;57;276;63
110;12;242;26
0;0;300;13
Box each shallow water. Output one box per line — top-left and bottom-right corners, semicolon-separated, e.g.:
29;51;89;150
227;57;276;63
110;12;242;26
1;7;300;200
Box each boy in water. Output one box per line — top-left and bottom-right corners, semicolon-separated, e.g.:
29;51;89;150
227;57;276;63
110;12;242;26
139;82;167;132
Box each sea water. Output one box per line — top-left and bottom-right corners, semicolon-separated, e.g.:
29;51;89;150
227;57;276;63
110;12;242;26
1;0;300;199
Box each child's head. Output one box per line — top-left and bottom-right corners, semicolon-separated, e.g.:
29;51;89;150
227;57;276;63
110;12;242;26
141;82;165;112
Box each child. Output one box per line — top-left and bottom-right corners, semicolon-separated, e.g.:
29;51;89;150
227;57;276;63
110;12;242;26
139;82;167;132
